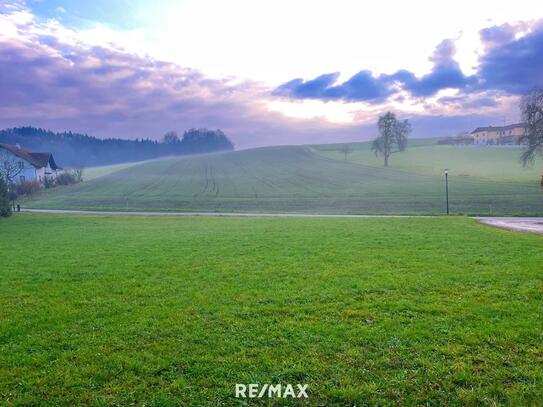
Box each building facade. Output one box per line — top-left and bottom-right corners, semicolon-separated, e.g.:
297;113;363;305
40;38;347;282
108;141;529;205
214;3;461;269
0;143;61;184
471;123;527;145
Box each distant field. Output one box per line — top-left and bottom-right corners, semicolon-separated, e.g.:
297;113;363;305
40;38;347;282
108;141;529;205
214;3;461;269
313;142;543;182
24;140;543;215
1;214;542;405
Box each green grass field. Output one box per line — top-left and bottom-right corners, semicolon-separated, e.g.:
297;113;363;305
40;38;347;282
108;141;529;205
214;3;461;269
24;140;543;215
1;214;542;405
312;142;543;182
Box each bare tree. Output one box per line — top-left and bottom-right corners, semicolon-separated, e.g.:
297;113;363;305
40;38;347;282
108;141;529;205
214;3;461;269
339;144;353;160
520;88;543;166
0;149;26;210
0;149;25;185
74;167;84;183
162;131;179;144
372;112;411;167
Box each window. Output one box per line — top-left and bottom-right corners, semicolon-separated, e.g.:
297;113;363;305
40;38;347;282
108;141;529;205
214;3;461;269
18;161;24;169
19;175;25;183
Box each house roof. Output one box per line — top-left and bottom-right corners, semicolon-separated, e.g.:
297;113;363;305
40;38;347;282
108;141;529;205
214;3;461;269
471;123;527;134
0;143;61;170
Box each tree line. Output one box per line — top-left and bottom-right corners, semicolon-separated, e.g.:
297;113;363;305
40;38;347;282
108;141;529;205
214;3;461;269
0;127;235;168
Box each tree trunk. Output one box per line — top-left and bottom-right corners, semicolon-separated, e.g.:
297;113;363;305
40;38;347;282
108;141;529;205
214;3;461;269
384;154;389;167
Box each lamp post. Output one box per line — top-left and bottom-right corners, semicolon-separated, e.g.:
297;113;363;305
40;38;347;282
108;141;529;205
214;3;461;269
444;169;449;216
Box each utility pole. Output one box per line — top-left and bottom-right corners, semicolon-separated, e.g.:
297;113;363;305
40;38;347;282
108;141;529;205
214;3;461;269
444;169;449;216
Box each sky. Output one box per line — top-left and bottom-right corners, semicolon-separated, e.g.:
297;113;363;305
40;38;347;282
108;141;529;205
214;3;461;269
1;0;543;147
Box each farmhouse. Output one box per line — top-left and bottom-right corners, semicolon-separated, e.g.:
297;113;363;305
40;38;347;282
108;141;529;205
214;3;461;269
471;123;527;145
0;143;61;184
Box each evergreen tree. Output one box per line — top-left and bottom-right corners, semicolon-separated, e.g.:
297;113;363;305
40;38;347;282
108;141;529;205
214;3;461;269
0;176;11;218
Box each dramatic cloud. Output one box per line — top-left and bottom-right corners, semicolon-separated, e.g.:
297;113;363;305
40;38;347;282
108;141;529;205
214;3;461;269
276;39;475;102
477;22;543;94
479;23;518;50
397;39;475;97
0;6;532;147
274;71;394;102
275;22;543;104
0;9;376;147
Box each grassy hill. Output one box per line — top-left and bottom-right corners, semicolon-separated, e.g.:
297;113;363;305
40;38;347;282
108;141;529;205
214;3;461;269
1;214;542;405
313;141;543;182
24;140;543;215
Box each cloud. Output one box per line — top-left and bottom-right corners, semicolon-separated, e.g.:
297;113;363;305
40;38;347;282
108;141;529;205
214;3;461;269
0;6;530;147
275;21;543;104
479;23;518;51
1;8;368;147
274;71;394;102
476;21;543;94
276;39;475;102
398;40;475;97
437;94;498;109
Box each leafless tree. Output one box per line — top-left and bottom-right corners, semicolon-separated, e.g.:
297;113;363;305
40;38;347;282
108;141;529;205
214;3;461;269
0;149;25;185
520;88;543;167
372;112;411;167
74;167;84;183
339;144;353;160
162;131;179;144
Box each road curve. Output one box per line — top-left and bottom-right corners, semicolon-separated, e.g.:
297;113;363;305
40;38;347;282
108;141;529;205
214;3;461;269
475;217;543;234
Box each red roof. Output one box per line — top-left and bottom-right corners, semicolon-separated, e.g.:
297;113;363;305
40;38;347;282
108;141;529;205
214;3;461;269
0;143;61;170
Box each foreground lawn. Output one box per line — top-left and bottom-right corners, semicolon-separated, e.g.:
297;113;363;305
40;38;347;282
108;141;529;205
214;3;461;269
0;214;542;405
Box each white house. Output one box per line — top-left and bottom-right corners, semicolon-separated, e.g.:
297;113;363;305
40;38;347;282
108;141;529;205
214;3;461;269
0;143;61;185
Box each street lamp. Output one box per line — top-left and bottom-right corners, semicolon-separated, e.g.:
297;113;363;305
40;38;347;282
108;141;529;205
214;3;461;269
444;169;449;216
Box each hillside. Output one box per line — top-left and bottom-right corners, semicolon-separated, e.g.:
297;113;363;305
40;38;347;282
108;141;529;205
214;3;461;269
312;141;543;183
24;141;543;215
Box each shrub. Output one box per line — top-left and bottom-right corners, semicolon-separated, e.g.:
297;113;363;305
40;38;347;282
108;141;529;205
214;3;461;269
44;176;56;189
0;177;11;217
15;179;41;196
56;171;78;186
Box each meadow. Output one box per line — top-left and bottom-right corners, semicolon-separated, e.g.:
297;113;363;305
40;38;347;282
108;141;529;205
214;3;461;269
24;140;543;215
0;213;542;405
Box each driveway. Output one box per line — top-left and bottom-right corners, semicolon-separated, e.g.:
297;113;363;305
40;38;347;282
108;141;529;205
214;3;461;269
476;217;543;234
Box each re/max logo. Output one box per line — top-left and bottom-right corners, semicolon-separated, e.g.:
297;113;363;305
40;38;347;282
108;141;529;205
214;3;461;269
235;383;308;398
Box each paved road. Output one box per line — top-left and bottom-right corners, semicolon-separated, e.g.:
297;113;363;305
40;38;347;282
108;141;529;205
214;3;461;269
20;208;413;218
476;217;543;234
19;209;543;234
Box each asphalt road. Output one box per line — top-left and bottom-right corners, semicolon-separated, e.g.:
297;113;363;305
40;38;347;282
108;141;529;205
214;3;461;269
475;217;543;234
20;208;411;218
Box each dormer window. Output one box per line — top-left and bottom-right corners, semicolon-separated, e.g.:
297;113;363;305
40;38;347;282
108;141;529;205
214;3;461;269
18;161;24;169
